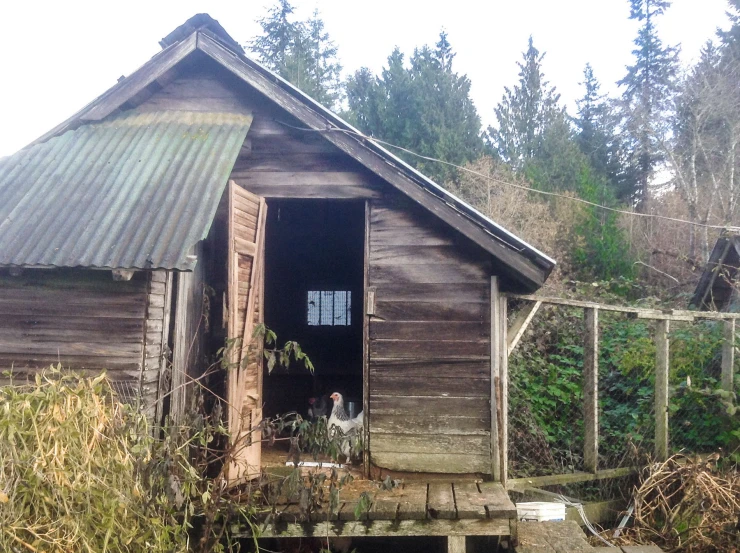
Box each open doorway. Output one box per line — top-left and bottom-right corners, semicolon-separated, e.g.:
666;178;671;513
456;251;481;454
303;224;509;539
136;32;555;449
262;200;365;427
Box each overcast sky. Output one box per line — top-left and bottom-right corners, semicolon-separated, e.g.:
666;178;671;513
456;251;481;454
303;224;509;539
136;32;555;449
0;0;732;157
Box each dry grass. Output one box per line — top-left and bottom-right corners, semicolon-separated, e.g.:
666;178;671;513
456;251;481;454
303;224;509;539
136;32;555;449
0;367;187;553
600;455;740;553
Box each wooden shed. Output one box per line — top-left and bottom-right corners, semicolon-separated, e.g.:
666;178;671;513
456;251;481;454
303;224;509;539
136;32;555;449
691;233;740;312
0;13;555;518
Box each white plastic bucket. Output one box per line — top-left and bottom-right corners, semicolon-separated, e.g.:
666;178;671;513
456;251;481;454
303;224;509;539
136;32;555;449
515;501;566;522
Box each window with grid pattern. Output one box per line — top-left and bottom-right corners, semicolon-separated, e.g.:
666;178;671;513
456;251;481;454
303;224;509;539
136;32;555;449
307;290;351;326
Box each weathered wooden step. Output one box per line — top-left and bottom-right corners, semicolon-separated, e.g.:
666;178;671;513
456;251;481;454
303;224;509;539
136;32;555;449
515;520;597;552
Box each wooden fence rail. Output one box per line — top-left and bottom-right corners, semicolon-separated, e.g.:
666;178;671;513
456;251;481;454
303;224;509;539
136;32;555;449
502;293;739;483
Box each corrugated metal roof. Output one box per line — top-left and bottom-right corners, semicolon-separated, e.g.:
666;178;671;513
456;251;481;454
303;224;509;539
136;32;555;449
0;110;252;270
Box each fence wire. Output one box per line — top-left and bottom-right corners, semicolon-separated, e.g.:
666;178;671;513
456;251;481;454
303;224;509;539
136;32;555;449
507;303;738;480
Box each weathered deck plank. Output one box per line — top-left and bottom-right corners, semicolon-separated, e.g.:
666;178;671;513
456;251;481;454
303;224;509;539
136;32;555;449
452;482;488;519
478;482;518;518
428;482;457;519
396;484;429;520
253;479;516;539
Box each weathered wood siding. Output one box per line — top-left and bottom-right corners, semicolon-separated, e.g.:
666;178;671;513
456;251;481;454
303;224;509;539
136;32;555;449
231;117;385;199
367;196;493;474
141;58;497;473
0;269;169;414
170;244;205;423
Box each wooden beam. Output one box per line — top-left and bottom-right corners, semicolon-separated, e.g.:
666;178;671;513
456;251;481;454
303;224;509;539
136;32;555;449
507;466;638;490
363;200;371;478
655;320;670;461
499;296;509;486
490;277;501;481
154;271;173;427
722;318;735;394
447;536;466;553
508;293;740;321
507;300;542;355
248;518;512;538
583;307;599;473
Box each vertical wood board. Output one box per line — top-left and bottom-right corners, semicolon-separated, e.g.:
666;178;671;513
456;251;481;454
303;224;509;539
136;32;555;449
655;320;670;461
226;181;266;483
583;307;599;473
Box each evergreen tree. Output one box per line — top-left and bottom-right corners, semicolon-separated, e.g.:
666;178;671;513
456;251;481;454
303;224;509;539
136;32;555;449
345;33;485;183
489;37;562;168
575;65;633;201
249;0;297;72
249;2;342;109
618;0;679;209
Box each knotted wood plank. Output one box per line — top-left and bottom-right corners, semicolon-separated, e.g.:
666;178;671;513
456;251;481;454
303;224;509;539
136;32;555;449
428;483;456;520
452;482;487;519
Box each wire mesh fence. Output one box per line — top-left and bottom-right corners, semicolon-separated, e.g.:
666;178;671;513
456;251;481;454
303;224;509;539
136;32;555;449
507;298;739;480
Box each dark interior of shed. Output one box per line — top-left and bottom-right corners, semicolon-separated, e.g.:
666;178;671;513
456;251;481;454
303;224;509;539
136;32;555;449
262;200;365;423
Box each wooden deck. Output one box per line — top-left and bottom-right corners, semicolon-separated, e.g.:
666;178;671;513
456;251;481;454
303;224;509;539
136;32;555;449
250;480;517;539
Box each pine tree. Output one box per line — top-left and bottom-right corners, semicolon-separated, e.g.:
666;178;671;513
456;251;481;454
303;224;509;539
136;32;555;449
489;37;562;168
249;0;297;72
618;0;679;209
249;2;342;109
345;33;484;183
575;65;632;201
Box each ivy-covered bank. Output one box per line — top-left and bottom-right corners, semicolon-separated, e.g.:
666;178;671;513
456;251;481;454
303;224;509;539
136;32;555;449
508;283;740;478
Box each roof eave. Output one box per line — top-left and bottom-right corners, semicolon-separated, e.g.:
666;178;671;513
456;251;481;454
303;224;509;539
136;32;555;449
194;29;554;290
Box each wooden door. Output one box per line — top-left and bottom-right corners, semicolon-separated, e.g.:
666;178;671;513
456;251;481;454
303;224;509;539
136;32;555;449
226;180;267;483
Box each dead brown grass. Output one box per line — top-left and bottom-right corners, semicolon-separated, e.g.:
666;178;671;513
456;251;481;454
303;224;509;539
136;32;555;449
600;455;740;553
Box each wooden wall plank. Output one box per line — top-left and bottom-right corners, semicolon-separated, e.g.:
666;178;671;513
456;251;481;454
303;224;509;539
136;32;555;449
369;340;489;358
371;434;490;454
371;451;490;474
371;415;489;436
374;301;487;322
369;359;490;379
369;263;488;285
369;375;490;397
370;396;490;418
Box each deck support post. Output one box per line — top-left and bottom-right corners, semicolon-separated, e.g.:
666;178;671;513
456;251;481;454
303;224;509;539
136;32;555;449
722;318;735;395
583;307;599;473
655;319;670;461
447;535;466;553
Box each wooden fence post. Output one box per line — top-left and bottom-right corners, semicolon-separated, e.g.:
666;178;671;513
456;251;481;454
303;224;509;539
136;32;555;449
722;318;735;394
655;320;670;461
583;307;599;473
499;295;509;486
490;277;501;481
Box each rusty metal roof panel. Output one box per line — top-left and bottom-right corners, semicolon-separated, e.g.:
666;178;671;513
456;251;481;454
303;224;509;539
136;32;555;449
0;110;252;270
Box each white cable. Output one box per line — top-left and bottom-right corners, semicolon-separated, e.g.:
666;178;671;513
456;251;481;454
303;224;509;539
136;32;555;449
276;119;740;233
557;494;616;547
